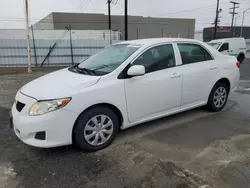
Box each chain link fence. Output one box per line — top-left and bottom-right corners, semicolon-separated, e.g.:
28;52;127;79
0;29;121;67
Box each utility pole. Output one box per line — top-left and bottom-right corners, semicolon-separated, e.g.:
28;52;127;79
233;16;240;37
213;0;220;39
240;8;250;37
25;0;32;73
107;0;112;30
229;1;240;37
124;0;128;40
107;0;112;44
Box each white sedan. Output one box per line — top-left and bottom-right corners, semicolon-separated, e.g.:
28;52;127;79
11;38;240;151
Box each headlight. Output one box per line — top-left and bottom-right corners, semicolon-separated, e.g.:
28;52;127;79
29;98;71;116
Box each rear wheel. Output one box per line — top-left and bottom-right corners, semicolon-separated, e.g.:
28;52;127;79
73;106;119;152
206;82;229;112
237;54;245;64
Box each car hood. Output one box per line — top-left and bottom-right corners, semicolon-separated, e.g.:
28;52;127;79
20;68;101;100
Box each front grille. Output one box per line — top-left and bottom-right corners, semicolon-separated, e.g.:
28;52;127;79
16;101;25;112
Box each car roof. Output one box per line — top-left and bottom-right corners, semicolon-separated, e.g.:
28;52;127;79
118;38;202;46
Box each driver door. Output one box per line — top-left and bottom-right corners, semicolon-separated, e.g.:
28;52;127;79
124;44;182;123
219;42;229;55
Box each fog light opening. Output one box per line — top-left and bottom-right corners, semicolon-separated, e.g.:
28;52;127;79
34;131;46;140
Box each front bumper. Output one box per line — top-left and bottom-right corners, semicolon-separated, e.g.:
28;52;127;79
11;92;78;148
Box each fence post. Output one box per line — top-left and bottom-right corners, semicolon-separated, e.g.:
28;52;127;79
31;25;38;67
136;28;139;39
69;25;74;65
162;28;164;38
109;30;112;45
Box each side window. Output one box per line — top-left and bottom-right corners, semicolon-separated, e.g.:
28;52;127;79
219;43;229;52
133;44;176;73
177;43;212;64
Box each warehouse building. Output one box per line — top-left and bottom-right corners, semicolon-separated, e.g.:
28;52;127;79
203;26;250;42
33;12;195;40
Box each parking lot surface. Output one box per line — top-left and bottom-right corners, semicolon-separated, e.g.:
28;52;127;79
0;59;250;188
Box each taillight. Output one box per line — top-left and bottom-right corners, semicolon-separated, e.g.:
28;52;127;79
236;61;240;68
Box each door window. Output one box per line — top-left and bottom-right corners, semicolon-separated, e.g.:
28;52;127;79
133;44;176;73
177;43;213;65
218;43;229;52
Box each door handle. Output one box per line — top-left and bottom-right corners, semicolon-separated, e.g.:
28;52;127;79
209;65;217;70
170;73;181;78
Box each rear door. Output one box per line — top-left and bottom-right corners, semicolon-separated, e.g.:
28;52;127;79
177;43;220;108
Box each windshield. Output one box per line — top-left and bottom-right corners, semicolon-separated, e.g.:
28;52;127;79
208;42;221;50
77;44;141;75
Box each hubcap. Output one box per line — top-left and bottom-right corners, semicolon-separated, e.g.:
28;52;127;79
213;87;227;108
84;115;114;146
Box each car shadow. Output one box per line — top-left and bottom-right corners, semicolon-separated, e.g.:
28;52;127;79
115;107;210;143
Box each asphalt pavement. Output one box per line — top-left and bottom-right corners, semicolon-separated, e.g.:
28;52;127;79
0;59;250;188
240;58;250;80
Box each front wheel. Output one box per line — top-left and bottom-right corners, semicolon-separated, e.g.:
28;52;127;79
206;82;229;112
73;106;119;152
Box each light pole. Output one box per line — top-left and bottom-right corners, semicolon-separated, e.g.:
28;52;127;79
240;8;250;37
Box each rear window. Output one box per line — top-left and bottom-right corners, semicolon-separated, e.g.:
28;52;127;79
177;43;213;64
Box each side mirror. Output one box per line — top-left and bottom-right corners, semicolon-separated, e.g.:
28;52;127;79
127;65;145;77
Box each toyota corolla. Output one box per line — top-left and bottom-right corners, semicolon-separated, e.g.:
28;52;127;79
11;38;240;151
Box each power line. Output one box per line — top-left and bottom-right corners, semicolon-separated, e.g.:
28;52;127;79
155;1;228;16
112;0;119;5
78;0;91;12
76;0;87;13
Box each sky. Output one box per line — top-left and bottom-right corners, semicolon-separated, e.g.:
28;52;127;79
0;0;249;31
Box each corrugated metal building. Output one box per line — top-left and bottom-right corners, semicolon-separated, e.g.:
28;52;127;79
33;12;195;40
203;26;250;42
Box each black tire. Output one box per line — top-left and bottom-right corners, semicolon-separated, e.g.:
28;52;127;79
206;82;229;112
73;106;119;152
237;54;245;64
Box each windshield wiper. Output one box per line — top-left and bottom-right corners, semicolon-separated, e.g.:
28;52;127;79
76;64;96;75
92;63;121;71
